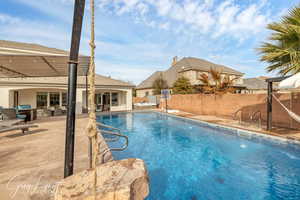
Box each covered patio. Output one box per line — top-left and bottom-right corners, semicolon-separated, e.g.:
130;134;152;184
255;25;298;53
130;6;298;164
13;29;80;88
0;75;133;118
0;41;134;119
0;40;90;77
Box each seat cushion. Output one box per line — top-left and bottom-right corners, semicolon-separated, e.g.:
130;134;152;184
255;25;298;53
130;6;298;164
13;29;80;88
16;114;26;119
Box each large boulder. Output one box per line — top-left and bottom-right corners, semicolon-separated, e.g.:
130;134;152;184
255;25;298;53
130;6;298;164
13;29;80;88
55;158;149;200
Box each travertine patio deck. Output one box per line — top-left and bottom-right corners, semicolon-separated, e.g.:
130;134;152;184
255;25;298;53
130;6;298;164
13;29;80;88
0;115;112;200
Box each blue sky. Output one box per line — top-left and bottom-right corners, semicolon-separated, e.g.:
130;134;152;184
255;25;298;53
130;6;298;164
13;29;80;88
0;0;298;84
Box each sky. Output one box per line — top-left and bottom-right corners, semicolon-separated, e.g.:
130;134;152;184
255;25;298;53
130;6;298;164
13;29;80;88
0;0;298;84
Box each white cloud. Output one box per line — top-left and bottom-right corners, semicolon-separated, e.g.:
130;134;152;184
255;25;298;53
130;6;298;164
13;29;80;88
0;14;20;24
159;22;170;30
98;0;271;40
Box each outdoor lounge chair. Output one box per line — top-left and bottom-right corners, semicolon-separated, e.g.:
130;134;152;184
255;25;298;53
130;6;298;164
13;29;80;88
0;123;38;134
1;108;27;122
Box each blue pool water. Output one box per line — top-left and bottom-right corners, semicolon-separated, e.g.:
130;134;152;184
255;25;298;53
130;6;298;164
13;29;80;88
97;112;300;200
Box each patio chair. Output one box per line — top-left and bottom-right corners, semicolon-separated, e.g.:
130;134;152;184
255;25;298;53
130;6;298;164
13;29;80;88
1;108;26;122
54;108;63;116
16;105;32;121
0;123;38;134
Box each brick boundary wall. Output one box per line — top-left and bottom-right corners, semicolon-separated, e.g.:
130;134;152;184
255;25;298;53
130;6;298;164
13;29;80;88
163;93;300;130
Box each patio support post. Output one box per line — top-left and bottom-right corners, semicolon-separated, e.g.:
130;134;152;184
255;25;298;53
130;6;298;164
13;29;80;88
85;74;88;111
267;81;273;131
64;0;86;178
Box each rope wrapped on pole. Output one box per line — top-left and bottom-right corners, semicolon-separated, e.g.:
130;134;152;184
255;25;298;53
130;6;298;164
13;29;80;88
86;0;99;198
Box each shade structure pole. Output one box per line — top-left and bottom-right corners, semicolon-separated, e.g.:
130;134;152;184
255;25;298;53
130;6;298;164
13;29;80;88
267;81;273;131
86;74;88;111
64;0;86;178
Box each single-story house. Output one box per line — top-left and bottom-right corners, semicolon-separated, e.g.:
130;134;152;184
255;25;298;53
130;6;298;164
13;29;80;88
241;77;278;94
136;57;244;97
0;40;134;115
0;75;134;115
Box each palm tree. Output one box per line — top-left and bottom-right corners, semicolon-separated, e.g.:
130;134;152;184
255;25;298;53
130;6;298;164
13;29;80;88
258;6;300;75
198;68;237;94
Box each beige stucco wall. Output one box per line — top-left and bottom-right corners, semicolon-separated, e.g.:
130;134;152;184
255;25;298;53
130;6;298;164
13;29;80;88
0;88;10;108
136;89;153;97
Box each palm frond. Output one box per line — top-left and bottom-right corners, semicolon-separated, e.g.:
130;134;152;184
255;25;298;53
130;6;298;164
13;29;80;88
258;5;300;76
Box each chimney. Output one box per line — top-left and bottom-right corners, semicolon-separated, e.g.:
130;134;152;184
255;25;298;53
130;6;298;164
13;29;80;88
172;56;178;66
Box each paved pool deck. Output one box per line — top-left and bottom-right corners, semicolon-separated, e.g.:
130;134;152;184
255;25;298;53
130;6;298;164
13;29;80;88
166;110;300;141
0;115;104;200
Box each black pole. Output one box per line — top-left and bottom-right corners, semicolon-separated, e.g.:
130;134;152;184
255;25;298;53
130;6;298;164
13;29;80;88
165;98;168;113
64;0;86;178
85;74;88;112
267;81;273;131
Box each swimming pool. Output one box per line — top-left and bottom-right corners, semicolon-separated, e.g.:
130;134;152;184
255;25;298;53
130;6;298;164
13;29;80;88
97;111;300;200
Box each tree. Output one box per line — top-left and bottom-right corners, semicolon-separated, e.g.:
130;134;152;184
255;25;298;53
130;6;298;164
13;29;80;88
172;77;193;94
152;76;168;95
258;6;300;75
198;68;236;94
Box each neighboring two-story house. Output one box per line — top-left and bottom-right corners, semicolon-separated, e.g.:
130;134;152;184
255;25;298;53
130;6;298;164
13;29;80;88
136;57;244;97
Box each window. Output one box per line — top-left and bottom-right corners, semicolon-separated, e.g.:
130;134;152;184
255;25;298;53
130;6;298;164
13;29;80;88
111;92;119;106
145;91;149;96
62;93;67;106
37;92;48;109
50;92;60;107
95;93;102;105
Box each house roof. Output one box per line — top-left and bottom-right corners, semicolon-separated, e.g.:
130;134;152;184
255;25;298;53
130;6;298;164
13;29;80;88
137;57;243;89
0;40;89;77
177;57;244;76
136;71;164;89
243;78;278;90
0;74;134;88
0;40;69;56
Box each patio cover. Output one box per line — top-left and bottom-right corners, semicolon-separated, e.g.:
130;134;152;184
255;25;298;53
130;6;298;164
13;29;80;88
279;73;300;89
0;40;89;77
